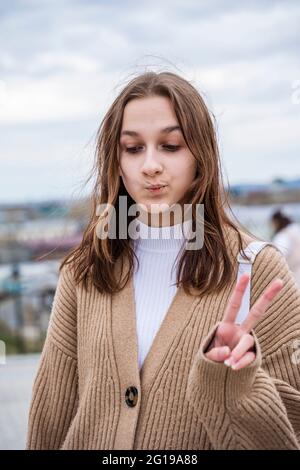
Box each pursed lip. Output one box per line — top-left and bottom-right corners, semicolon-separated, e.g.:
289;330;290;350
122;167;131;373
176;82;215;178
145;184;167;189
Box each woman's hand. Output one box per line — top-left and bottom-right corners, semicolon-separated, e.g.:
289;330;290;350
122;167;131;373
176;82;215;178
204;273;284;370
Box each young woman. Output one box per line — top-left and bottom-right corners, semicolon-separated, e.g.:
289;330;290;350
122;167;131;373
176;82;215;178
26;72;300;450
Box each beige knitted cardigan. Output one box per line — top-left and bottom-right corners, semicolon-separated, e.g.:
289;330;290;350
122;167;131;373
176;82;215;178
26;226;300;450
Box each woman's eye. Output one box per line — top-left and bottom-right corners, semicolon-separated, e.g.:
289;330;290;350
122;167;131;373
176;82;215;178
125;145;180;154
125;146;142;154
163;145;180;152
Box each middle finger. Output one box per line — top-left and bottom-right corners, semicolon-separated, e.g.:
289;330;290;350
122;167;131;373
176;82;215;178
222;273;250;324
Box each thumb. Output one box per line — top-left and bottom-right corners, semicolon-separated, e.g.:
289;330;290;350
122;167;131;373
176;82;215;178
205;346;231;363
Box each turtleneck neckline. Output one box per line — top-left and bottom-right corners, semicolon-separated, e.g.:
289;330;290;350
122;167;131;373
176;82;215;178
132;217;193;253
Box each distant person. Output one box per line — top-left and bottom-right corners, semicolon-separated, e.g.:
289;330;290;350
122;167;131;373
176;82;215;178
271;209;300;288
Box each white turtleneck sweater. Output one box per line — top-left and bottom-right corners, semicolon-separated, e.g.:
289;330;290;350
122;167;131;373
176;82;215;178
132;217;193;371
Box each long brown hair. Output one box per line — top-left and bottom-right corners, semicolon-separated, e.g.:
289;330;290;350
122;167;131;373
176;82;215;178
60;71;254;296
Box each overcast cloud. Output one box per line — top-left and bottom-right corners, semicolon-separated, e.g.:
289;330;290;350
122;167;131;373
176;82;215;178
0;0;299;203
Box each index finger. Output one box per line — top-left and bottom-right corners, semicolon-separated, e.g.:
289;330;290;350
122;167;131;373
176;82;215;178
240;278;284;333
222;273;251;324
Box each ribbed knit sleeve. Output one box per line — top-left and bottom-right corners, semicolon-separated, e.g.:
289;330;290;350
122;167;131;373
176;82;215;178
25;264;79;450
186;245;300;450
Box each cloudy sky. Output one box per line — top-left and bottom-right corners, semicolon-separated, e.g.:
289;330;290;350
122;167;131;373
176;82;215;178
0;0;299;204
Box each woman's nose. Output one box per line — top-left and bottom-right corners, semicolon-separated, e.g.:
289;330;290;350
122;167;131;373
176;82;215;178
141;148;163;174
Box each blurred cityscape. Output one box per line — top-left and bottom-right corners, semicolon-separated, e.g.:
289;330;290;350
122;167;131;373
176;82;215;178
0;197;91;356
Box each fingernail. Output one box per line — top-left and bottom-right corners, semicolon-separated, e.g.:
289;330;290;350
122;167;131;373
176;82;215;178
224;355;237;366
224;359;231;367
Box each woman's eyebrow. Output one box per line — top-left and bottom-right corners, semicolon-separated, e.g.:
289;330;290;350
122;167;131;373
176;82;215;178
120;125;181;137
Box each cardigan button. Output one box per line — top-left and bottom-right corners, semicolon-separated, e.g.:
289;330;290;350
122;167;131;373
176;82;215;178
125;386;138;407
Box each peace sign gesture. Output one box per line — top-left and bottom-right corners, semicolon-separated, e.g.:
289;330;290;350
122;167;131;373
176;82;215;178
204;273;284;370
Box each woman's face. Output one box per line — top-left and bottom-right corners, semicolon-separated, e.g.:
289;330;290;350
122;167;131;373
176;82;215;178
119;95;197;226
